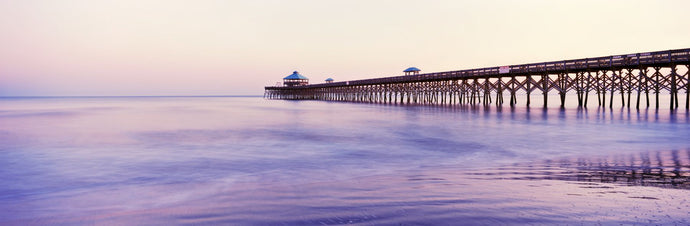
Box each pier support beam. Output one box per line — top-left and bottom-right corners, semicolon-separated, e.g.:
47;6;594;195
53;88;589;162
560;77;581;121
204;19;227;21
686;64;690;110
585;71;592;108
542;74;548;108
610;70;616;109
526;75;532;107
558;73;567;108
636;68;643;109
654;67;661;109
671;66;677;110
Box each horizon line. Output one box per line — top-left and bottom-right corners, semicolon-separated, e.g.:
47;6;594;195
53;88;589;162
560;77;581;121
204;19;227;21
0;95;264;98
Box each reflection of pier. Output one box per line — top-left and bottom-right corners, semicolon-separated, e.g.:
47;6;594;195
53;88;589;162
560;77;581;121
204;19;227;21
475;150;690;190
265;48;690;109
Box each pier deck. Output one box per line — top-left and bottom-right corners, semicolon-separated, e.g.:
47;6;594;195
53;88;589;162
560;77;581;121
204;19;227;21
265;48;690;109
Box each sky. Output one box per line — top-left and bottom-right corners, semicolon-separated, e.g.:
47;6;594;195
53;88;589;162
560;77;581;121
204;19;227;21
1;0;689;96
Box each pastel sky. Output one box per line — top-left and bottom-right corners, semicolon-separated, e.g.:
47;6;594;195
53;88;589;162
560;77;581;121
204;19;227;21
1;0;689;96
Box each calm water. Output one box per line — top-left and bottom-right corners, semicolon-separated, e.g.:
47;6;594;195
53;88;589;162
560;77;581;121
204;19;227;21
1;96;689;225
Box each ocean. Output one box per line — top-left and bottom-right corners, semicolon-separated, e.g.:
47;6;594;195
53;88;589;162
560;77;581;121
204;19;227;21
1;96;689;225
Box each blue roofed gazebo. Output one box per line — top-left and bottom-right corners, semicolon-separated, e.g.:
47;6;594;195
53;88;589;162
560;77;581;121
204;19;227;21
404;67;421;76
283;71;309;87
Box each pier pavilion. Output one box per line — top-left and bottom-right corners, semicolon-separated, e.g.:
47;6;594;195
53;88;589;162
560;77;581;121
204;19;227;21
404;67;421;76
283;71;309;87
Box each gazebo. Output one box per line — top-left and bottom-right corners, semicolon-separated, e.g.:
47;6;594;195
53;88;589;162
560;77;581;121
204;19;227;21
325;78;334;83
283;71;309;87
403;67;421;76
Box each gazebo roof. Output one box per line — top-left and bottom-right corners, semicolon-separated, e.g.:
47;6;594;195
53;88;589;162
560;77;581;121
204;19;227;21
403;67;421;72
325;78;334;81
283;71;309;80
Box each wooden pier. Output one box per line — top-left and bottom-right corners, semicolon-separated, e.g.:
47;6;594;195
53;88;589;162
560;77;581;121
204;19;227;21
265;48;690;109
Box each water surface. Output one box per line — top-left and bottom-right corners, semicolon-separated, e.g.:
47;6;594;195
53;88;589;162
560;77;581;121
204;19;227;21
1;96;689;225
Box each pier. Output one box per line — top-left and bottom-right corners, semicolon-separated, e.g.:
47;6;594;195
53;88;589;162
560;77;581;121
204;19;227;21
265;48;690;109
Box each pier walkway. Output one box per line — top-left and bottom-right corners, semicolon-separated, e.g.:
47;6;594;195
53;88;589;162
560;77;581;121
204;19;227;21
265;48;690;109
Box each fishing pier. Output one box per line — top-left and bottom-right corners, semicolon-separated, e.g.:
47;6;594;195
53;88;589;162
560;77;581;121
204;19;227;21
265;48;690;109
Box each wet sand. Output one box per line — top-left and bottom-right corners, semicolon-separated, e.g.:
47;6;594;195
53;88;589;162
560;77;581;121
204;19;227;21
4;150;688;225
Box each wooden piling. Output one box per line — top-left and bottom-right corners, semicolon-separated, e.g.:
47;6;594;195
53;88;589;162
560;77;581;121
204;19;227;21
542;74;548;108
526;75;532;107
686;64;690;110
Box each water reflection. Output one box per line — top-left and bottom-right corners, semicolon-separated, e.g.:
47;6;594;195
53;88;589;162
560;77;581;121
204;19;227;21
395;103;690;124
473;150;690;190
